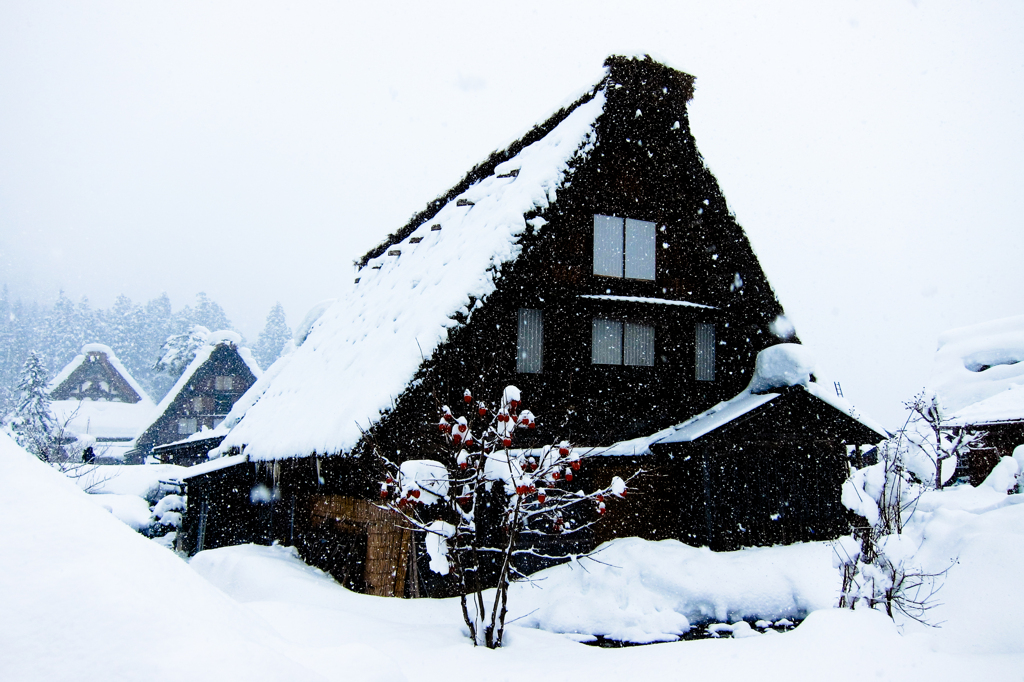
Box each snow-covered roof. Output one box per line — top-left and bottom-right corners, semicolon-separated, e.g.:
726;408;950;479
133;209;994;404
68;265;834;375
51;399;155;441
928;315;1024;425
179;453;248;480
222;87;608;461
47;343;150;402
598;345;886;451
656;392;781;445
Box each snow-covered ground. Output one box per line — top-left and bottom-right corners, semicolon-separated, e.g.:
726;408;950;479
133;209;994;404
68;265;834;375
4;430;1024;681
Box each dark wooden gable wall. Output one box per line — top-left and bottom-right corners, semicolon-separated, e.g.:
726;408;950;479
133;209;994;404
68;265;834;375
50;351;142;403
353;56;790;470
134;345;257;458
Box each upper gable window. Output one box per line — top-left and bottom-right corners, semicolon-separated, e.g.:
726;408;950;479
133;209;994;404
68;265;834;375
593;215;656;281
215;375;234;391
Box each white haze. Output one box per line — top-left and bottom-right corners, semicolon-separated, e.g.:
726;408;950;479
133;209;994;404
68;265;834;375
1;1;1022;428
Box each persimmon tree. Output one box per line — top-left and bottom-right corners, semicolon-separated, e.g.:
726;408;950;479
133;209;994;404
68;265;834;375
377;385;637;649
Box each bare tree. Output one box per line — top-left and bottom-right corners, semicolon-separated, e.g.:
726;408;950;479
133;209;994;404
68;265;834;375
837;419;950;624
376;385;640;649
905;391;985;489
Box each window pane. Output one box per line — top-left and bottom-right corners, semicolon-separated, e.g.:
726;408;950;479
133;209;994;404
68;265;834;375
592;318;623;365
624;322;655;367
593;215;624;278
517;308;543;374
625;218;656;280
696;323;715;381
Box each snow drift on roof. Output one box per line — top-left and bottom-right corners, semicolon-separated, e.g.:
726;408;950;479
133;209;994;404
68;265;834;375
222;90;606;461
51;399;155;441
47;343;150;402
929;315;1024;423
656;344;886;446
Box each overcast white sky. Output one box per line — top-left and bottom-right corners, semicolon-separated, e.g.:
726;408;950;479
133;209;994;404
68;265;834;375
1;1;1022;427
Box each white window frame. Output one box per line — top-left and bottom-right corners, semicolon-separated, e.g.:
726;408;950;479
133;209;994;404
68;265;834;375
593;214;657;281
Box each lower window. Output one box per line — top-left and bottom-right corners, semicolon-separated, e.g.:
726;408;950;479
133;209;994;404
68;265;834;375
177;417;198;435
695;322;715;381
592;318;654;366
517;308;543;373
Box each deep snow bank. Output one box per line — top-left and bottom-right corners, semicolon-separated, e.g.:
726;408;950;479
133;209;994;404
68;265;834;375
0;432;324;682
506;538;836;643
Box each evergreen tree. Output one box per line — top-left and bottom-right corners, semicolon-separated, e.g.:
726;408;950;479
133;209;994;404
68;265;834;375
7;352;59;461
43;291;83;373
190;292;232;333
105;294;152;388
142;293;176;400
154;325;210;384
4;299;44;413
253;302;291;370
0;286;14;416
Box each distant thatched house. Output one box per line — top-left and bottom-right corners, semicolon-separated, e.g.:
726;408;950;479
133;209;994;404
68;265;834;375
178;55;885;595
128;331;260;465
48;344;154;461
928;315;1024;484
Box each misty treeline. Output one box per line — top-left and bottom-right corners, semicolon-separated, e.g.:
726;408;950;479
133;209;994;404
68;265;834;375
0;287;291;417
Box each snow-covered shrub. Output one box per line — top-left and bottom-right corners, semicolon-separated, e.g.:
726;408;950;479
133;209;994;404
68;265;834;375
837;433;945;622
144;486;186;548
377;385;638;649
903;391;985;489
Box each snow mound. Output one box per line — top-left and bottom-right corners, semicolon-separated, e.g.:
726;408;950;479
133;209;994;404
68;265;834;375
0;431;325;681
88;493;154;531
73;462;188;500
929;314;1024;421
506;537;836;643
747;343;816;394
207;329;242;346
